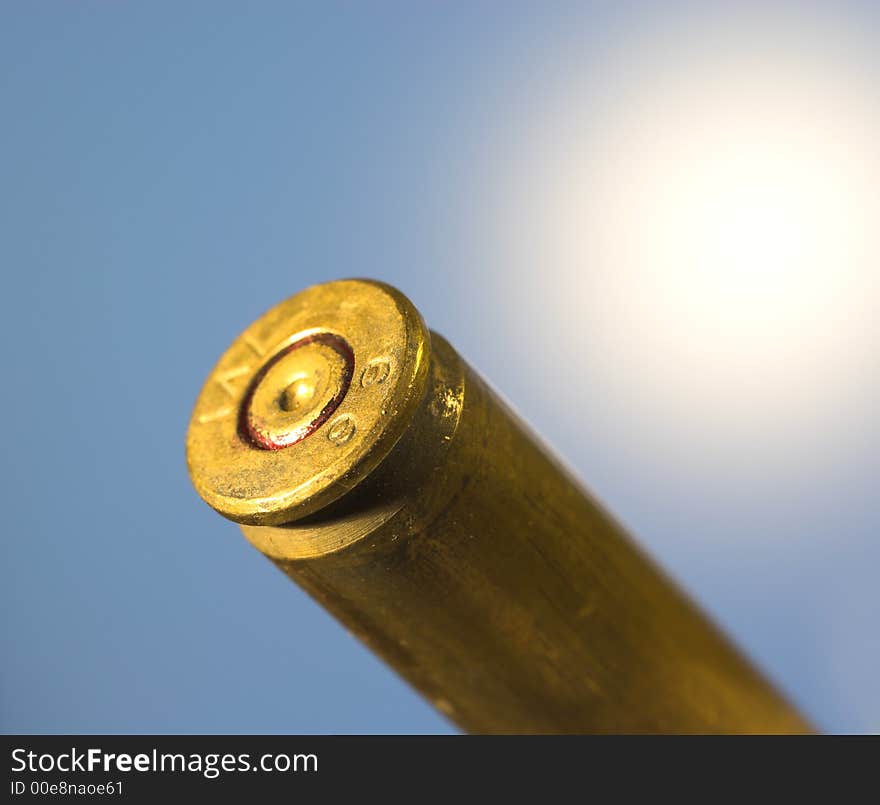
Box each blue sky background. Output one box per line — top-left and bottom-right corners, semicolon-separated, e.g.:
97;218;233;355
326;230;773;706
2;2;877;733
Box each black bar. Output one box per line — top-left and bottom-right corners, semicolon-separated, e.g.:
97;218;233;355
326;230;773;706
2;734;873;801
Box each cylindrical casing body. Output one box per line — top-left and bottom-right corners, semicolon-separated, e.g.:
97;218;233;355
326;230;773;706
236;331;810;733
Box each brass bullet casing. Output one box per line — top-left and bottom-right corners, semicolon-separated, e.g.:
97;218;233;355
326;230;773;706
187;279;811;734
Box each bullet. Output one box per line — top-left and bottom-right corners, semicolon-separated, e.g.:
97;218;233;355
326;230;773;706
186;278;811;733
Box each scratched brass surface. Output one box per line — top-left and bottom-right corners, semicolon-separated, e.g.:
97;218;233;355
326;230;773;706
187;280;429;526
187;279;811;733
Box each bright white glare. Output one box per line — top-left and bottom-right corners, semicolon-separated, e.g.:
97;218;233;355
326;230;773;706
494;9;879;473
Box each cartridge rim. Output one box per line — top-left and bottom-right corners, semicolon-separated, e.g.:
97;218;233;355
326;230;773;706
186;279;430;525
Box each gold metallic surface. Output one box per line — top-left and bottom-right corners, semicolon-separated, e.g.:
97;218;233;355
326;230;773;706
187;278;812;733
187;280;429;526
243;332;353;451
